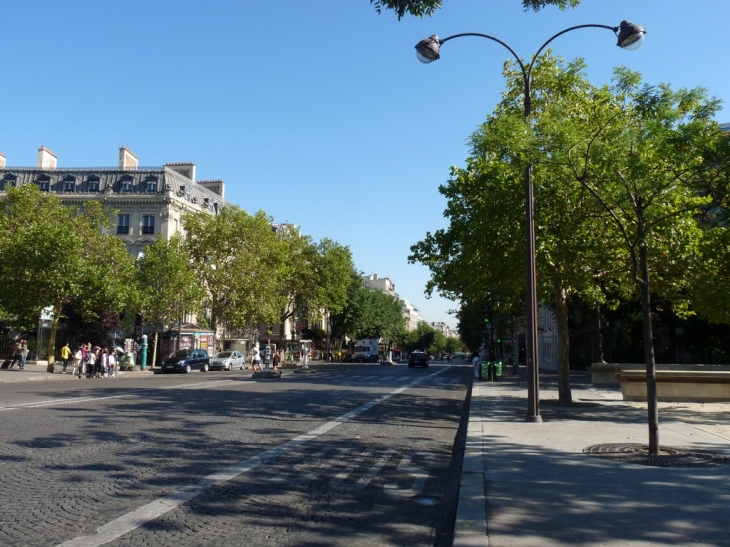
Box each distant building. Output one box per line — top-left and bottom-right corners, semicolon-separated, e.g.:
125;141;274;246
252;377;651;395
720;122;729;132
400;299;420;332
429;321;456;339
361;273;429;332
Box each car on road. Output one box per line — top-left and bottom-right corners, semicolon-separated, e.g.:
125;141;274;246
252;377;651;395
210;350;245;371
161;349;211;373
407;351;429;368
342;354;355;363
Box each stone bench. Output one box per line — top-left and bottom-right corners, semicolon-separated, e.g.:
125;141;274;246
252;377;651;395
618;370;730;402
587;363;730;387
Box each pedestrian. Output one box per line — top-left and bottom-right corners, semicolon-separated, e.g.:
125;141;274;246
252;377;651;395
85;348;96;379
472;351;481;380
60;342;72;373
9;341;23;369
100;349;109;378
272;349;281;374
72;346;83;376
251;346;262;373
19;340;28;370
107;349;116;378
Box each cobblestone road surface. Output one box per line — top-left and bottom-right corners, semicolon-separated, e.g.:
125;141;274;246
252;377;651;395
0;364;471;547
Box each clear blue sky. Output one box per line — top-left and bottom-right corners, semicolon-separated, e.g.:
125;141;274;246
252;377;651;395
2;1;728;329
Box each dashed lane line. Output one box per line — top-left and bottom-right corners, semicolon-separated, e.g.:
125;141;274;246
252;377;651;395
54;367;447;547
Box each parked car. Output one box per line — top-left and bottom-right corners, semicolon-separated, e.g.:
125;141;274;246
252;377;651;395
210;350;245;371
407;351;429;368
342;354;355;363
161;349;211;373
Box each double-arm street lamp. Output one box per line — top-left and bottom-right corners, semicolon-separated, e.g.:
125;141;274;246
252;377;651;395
415;20;645;422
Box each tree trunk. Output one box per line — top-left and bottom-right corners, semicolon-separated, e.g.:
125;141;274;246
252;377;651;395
151;331;159;368
47;303;62;368
554;277;572;404
639;243;660;455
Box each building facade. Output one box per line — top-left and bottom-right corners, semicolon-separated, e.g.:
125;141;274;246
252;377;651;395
0;146;227;260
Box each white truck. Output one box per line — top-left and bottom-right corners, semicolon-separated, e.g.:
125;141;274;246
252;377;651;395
353;339;380;363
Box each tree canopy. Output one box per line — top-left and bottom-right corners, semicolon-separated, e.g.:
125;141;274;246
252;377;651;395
370;0;580;19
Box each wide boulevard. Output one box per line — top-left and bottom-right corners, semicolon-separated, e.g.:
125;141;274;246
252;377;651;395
0;362;471;547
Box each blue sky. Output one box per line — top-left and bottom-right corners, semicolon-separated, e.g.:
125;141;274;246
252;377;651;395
2;1;729;329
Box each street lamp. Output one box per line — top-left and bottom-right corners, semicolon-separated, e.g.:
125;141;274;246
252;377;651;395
415;20;645;423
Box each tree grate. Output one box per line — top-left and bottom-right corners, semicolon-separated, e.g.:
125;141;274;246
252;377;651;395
583;443;730;467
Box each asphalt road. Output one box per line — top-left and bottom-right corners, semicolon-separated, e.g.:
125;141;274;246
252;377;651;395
0;362;471;547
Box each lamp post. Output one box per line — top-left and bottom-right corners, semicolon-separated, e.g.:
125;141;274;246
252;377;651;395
415;21;645;422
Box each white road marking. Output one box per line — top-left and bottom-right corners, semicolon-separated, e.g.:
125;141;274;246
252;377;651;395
0;379;238;411
384;451;432;498
55;367;447;547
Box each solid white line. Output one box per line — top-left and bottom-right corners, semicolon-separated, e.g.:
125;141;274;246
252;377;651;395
55;367;447;547
0;394;130;410
0;379;239;411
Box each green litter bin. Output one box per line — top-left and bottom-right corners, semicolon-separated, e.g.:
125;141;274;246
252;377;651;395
494;361;503;377
481;361;490;381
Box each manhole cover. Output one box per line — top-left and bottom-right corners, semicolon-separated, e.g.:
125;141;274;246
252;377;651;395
583;443;730;467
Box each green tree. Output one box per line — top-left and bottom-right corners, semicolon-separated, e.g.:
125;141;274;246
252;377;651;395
136;233;206;366
183;207;287;343
0;185;134;364
277;230;354;340
370;0;579;19
410;56;625;404
555;68;729;454
357;288;406;342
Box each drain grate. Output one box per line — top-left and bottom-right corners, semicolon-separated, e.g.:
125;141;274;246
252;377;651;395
583;443;730;467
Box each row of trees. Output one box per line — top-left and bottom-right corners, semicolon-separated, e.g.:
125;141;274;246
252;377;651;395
409;56;730;453
0;185;460;365
0;186;365;364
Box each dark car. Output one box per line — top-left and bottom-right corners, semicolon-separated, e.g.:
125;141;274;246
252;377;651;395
161;349;211;373
342;354;355;363
408;351;429;368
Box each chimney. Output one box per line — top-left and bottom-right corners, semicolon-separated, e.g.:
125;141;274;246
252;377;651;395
165;162;196;183
119;146;139;170
0;152;6;168
37;146;57;169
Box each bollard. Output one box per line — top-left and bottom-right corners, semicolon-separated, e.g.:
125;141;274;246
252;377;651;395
140;335;148;370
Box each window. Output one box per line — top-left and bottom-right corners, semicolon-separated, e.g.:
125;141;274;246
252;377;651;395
37;181;50;192
146;182;157;192
64;181;75;192
122;181;133;192
86;175;100;192
117;214;130;235
142;215;155;235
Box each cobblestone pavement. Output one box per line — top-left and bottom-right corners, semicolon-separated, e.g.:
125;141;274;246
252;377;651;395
0;364;471;546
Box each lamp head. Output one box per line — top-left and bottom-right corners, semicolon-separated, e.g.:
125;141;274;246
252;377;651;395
616;20;646;50
415;35;441;63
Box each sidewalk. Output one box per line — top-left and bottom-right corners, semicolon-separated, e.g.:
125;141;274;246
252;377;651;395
454;372;730;547
0;362;154;382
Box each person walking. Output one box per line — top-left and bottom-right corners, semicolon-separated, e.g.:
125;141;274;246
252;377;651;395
86;348;96;379
72;346;83;377
251;346;262;373
472;351;481;380
272;349;281;374
60;342;72;373
107;350;116;378
9;342;23;369
19;340;28;370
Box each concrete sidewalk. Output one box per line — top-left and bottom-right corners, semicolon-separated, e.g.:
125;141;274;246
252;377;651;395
0;362;154;382
454;373;730;547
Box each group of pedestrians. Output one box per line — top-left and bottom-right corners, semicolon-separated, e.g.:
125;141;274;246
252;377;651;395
251;346;282;374
60;343;118;379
